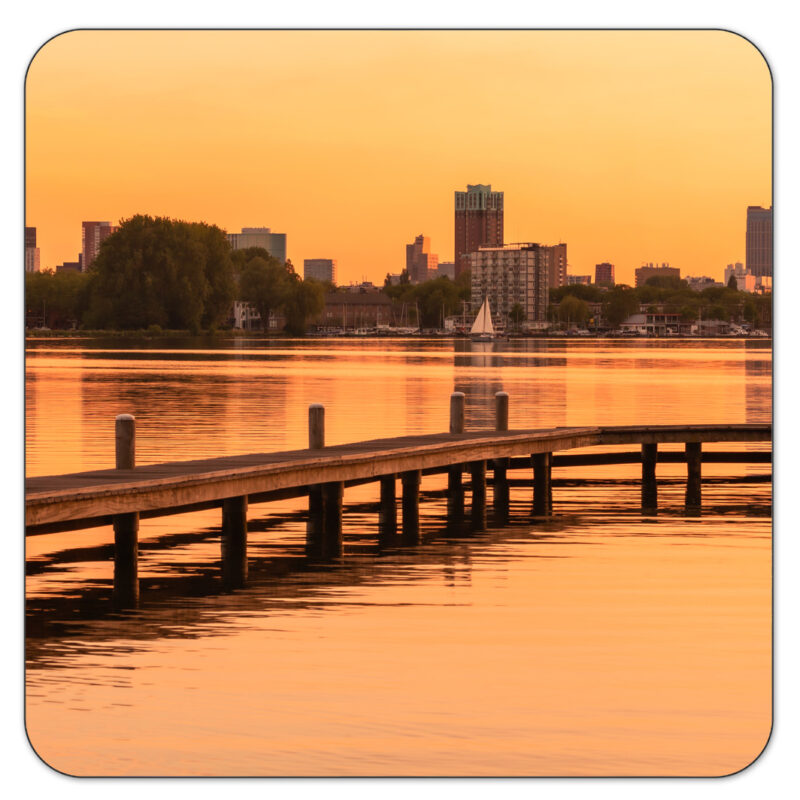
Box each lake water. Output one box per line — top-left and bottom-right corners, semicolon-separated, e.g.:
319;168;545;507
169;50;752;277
25;338;772;776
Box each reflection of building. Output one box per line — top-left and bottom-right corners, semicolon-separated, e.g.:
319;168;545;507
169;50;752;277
634;262;680;287
25;227;40;272
595;262;615;284
82;221;118;270
304;258;337;284
746;206;772;279
227;227;287;264
454;184;504;278
468;244;549;326
405;235;438;283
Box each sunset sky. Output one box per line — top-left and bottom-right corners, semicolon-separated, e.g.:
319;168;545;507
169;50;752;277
25;30;771;286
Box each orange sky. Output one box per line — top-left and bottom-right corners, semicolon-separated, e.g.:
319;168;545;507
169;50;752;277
25;30;771;286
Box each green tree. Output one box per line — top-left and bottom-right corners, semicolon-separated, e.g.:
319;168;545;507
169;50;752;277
727;274;738;290
558;295;590;326
25;270;91;328
509;303;526;330
239;255;292;331
283;277;326;335
603;286;640;327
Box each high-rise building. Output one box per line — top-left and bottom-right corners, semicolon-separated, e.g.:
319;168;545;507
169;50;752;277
635;262;680;288
543;243;567;290
468;244;549;324
435;261;456;280
454;184;504;278
304;258;337;284
405;234;438;283
595;262;615;285
81;221;118;271
227;227;287;264
746;206;773;279
25;227;40;273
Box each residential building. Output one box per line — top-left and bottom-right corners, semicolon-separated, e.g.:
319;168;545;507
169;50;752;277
745;206;772;279
82;221;118;270
467;243;549;325
56;261;82;273
435;261;456;280
314;290;397;330
25;227;40;272
543;243;568;290
634;262;680;288
304;258;337;284
567;275;592;285
595;262;615;285
685;276;724;292
454;184;504;278
405;234;438;283
231;301;285;331
227;227;287;264
724;262;748;286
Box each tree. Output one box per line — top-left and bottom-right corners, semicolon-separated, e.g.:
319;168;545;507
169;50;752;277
83;215;235;331
239;255;292;330
509;303;526;330
558;295;590;326
727;274;738;290
603;286;640;327
283;277;326;335
25;270;91;328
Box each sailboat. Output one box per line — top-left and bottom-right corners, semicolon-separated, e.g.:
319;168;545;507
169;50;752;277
470;297;495;340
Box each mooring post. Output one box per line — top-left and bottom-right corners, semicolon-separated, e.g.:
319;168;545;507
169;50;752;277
448;392;465;524
532;451;553;517
113;414;139;608
379;474;398;544
641;442;658;514
221;495;248;589
685;441;702;514
323;482;344;558
307;404;326;558
493;392;510;525
401;469;421;545
470;460;487;532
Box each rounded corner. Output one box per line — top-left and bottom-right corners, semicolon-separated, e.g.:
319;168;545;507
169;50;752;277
718;716;774;778
25;29;85;88
24;717;82;779
714;28;774;88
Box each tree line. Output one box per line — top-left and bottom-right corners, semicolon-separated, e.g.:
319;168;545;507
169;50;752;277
25;215;325;333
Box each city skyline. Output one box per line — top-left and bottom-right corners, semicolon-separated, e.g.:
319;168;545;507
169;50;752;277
26;30;771;286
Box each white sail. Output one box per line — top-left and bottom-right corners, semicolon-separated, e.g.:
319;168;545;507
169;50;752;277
470;298;494;336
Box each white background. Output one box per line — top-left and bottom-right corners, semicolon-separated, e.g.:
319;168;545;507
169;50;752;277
2;2;796;797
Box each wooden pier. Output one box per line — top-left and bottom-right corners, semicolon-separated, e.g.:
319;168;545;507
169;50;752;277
26;394;771;606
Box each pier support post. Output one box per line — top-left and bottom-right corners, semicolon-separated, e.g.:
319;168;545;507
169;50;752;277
323;482;344;558
448;392;466;526
641;443;658;515
493;392;510;525
685;441;702;514
401;469;421;545
307;403;327;558
450;391;465;434
112;414;139;608
379;475;398;544
532;452;553;517
470;460;487;532
221;495;248;589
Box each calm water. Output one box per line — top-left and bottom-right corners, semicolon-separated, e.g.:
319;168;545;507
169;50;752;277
25;338;772;776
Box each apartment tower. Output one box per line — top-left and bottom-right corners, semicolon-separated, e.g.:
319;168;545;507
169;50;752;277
454;184;504;278
745;206;773;279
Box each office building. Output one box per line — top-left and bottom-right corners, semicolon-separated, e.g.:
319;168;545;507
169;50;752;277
25;227;40;272
227;227;287;264
405;234;438;283
635;262;680;288
468;244;549;325
435;261;456;280
81;221;118;270
745;206;772;278
454;184;504;278
595;262;615;285
304;258;337;284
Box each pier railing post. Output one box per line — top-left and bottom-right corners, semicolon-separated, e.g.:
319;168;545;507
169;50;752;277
447;392;465;526
221;495;248;589
493;392;510;525
532;451;553;517
685;441;702;514
641;442;658;515
113;414;139;608
306;404;327;558
401;469;421;545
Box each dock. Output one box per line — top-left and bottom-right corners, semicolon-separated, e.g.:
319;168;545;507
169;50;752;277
26;393;771;607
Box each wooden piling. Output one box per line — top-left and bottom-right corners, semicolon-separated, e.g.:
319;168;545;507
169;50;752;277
493;392;510;524
221;495;248;588
401;469;421;544
532;452;553;517
641;443;658;514
307;404;326;557
470;460;487;532
448;392;466;524
379;475;397;543
450;392;465;434
323;482;344;558
112;414;139;607
686;441;702;513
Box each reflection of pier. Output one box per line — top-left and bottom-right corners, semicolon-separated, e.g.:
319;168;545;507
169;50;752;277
26;399;771;608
